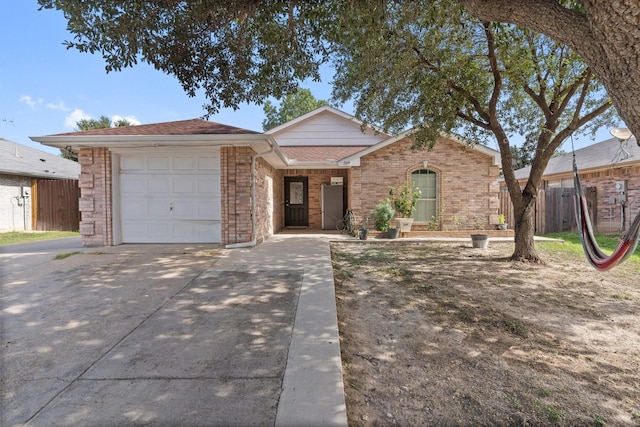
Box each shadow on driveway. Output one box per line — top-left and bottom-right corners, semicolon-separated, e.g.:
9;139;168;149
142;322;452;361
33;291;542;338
1;244;301;426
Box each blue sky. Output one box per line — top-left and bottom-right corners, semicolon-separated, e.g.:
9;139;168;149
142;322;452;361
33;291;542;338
1;1;623;157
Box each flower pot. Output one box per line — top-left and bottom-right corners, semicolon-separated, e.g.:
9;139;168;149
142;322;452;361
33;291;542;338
359;229;369;240
496;223;508;230
396;218;413;232
471;234;489;249
387;227;400;239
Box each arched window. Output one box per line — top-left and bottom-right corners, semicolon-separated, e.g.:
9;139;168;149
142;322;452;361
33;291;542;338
411;169;437;222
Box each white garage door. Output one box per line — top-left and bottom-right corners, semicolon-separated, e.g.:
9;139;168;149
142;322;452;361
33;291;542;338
119;149;221;243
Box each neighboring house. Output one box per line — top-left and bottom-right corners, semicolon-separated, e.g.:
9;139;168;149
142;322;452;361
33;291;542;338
32;106;502;247
0;138;80;232
513;136;640;233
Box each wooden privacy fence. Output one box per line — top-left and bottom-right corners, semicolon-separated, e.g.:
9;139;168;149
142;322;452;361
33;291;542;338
498;187;596;234
35;179;80;231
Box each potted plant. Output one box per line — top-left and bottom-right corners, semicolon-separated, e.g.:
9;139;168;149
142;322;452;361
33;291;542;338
371;199;399;238
389;181;421;232
497;214;508;230
359;217;369;240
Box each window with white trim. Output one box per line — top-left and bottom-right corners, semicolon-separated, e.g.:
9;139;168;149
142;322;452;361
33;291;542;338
411;169;437;222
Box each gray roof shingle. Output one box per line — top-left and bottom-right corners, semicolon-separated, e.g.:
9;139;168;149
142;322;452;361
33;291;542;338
0;138;80;179
514;136;640;180
48;119;259;137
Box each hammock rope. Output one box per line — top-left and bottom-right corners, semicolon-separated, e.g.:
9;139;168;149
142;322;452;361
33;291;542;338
572;151;640;271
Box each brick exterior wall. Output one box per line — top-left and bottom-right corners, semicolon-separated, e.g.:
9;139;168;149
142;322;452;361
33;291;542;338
0;174;33;231
255;157;283;242
350;137;501;231
283;169;350;229
78;148;112;246
221;147;252;245
576;165;640;234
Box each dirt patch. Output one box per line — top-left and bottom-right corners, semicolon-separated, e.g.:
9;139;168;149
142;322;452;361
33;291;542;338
332;241;640;426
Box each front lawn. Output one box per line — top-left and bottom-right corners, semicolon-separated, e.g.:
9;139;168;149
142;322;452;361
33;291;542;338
0;231;79;246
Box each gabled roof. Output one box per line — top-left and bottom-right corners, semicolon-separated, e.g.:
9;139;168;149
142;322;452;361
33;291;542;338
337;128;502;167
266;105;388;136
49;119;259;137
31;119;289;169
0;138;80;179
280;146;369;163
266;106;391;147
514;136;640;180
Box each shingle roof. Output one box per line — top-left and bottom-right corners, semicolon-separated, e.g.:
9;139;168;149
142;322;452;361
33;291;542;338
514;136;640;180
0;138;80;179
49;119;259;137
280;146;368;162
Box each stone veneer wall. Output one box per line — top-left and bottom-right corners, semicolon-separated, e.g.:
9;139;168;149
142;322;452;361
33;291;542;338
350;137;501;231
283;169;350;229
78;148;112;246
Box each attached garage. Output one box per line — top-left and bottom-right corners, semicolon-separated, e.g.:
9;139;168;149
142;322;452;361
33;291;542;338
114;148;221;243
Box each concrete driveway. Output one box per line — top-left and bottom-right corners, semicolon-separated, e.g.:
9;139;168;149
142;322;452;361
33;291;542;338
1;235;347;426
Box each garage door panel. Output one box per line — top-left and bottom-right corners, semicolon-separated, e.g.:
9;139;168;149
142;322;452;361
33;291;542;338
173;157;195;170
198;200;220;218
198;156;219;171
121;199;147;217
121;157;145;171
148;177;171;194
197;176;220;193
173;177;196;194
148;156;171;170
120;175;146;194
119;149;221;244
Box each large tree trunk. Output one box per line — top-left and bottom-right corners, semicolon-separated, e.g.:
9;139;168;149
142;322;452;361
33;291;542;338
460;0;640;141
511;194;542;263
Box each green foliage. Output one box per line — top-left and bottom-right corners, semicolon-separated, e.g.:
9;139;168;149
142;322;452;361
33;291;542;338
389;181;421;218
0;231;79;245
540;232;640;265
37;1;332;116
262;88;329;130
75;115;112;131
62;114;133;161
371;199;395;231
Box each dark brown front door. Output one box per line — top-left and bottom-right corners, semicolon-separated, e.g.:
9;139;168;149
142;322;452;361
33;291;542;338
285;177;309;227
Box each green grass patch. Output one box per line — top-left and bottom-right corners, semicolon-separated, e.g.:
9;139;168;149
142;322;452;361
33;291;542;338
0;231;79;246
54;251;81;260
540;232;640;265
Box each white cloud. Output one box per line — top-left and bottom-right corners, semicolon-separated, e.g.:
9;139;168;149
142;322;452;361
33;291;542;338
112;114;141;126
19;95;43;109
65;109;91;128
47;101;69;112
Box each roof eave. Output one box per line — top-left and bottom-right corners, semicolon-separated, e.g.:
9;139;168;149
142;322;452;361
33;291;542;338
30;134;290;168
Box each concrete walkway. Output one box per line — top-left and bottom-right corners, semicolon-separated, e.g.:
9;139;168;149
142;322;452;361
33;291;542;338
214;233;349;426
1;234;348;427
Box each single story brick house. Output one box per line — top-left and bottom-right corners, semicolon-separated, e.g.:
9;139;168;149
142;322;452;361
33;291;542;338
32;106;501;247
1;138;80;232
514;135;640;234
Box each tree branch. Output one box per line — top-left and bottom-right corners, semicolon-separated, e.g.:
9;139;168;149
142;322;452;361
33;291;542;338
459;0;592;51
411;46;490;122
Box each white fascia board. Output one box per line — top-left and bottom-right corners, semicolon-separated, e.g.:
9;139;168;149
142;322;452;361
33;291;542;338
31;134;290;168
284;158;350;169
266;105;390;137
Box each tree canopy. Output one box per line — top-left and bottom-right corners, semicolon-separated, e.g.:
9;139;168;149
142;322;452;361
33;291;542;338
326;0;614;262
262;88;328;131
459;0;640;143
39;0;622;262
63;114;133;160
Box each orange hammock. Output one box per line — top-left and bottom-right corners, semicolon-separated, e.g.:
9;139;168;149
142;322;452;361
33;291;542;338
573;156;640;271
